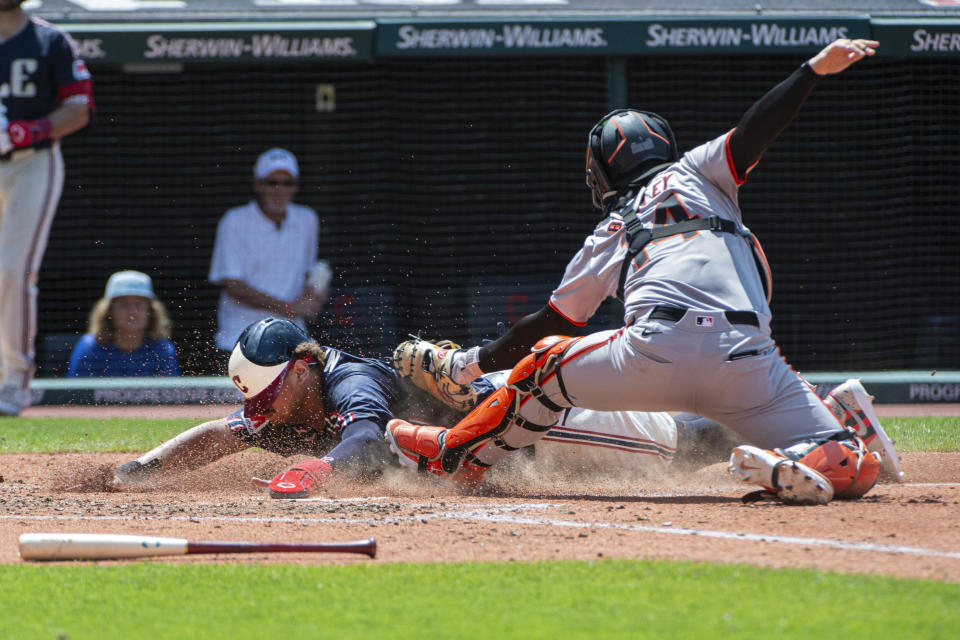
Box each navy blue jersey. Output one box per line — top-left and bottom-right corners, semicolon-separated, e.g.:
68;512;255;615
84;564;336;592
227;347;461;459
0;18;93;122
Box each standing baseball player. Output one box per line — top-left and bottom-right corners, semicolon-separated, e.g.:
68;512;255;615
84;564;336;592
0;1;93;415
387;38;899;505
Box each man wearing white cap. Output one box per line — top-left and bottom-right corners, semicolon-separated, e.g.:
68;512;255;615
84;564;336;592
209;148;329;352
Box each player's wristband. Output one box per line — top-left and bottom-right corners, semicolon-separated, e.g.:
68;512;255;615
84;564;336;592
7;118;52;149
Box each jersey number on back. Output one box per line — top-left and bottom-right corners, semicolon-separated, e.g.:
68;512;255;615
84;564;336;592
654;193;700;239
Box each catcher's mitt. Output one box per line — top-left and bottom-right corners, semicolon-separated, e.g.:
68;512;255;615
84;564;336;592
393;338;478;413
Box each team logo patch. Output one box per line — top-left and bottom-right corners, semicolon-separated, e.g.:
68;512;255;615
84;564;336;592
73;60;91;81
695;316;715;327
606;220;624;234
231;374;249;394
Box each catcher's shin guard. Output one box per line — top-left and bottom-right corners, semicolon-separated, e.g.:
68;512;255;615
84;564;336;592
506;336;579;410
391;335;581;480
446;335;579;458
385;419;489;490
443;385;518;456
787;435;882;499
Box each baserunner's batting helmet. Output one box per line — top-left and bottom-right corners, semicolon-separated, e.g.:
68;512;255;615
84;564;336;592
585;109;679;210
228;317;313;416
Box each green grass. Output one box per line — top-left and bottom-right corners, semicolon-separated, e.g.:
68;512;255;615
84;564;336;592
888;416;960;452
0;416;954;454
1;560;958;639
2;415;957;638
0;418;195;453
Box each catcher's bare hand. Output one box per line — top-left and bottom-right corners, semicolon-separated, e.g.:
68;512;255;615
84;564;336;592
808;38;878;75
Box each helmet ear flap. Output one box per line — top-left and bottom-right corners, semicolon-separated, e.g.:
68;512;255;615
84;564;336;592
585;111;621;210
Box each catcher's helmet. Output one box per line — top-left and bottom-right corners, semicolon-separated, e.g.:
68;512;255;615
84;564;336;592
228;317;313;416
585;109;679;210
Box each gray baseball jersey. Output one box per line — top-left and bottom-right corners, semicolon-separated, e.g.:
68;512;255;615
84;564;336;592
551;131;769;328
473;130;847;458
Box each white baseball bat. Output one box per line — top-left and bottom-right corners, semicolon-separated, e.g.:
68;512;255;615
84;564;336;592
18;533;377;561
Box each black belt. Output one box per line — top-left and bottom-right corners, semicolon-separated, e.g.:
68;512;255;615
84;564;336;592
649;305;759;327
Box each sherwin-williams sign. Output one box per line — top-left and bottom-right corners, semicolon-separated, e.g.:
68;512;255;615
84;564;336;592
377;18;871;56
872;19;960;56
63;22;376;63
57;17;960;64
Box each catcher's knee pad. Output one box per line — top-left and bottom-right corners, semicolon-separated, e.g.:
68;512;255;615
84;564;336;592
506;335;580;412
441;338;578;471
791;437;882;499
443;385;517;457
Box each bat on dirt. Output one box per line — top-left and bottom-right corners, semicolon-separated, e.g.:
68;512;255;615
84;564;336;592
18;533;377;561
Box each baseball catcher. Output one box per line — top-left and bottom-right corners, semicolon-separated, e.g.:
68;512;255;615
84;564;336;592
385;38;899;505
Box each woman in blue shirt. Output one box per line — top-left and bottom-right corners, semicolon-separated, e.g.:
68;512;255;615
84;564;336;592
67;270;180;377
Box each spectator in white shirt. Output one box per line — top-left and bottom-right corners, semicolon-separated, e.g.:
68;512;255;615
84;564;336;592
209;148;329;351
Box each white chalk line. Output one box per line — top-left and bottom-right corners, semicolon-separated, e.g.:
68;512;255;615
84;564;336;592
903;483;960;487
4;501;960;561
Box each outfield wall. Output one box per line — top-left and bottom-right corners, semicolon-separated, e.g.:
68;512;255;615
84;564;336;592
34;14;960;376
26;371;960;405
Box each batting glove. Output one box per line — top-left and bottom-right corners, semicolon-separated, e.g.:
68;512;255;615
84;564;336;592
111;459;160;488
7;118;52;149
253;457;334;499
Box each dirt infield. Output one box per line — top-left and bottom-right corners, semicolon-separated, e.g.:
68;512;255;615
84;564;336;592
3;404;959;582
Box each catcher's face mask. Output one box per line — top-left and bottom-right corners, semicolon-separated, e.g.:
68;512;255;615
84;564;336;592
585;109;679;210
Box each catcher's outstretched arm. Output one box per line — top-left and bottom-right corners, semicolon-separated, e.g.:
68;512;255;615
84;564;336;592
477;304;581;372
729;38;877;179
